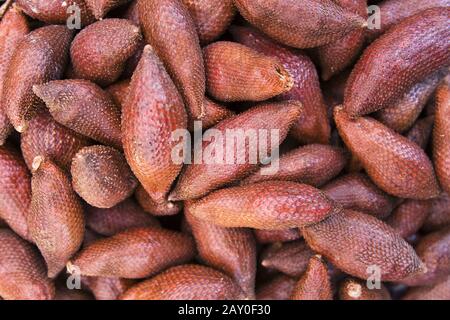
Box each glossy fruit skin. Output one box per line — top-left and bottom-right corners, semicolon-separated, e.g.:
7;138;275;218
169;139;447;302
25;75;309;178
334;106;441;200
70;19;142;86
120;264;244;300
170;101;302;200
339;277;391;300
256;274;296;300
254;229;301;244
344;8;450;117
85;0;132;19
82;276;135;300
33;79;122;150
186;181;335;230
386;200;431;239
4;25;73;132
70;227;196;279
402;275;450;300
122;45;187;204
138;0;205;119
203;41;293;102
134;185;181;216
0;229;55;300
406;115;435;149
234;0;365;49
423;193;450;231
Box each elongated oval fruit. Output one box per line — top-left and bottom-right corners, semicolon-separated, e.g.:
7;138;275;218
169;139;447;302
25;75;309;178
334;106;440;199
386;200;431;239
230;26;330;144
203;41;293;102
188;98;235;131
82;276;135;300
0;229;54;300
185;207;256;298
234;0;366;49
406;115;435;149
403;275;450;300
302;209;424;281
69;227;195;278
138;0;205;119
29;156;85;278
242;144;346;187
120;264;244;300
256;274;296;300
4;25;73;132
290;255;333;300
85;0;131;19
0;145;31;241
0;5;29;145
170;101;302;201
344;8;450;117
70;19;142;86
423;193;450;231
135;185;181;216
339;277;391;300
71;145;138;208
186;181;335;230
122;45;187;204
254;229;301;244
33;79;122;150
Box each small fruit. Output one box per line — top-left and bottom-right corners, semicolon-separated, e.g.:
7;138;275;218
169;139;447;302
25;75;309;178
387;200;431;239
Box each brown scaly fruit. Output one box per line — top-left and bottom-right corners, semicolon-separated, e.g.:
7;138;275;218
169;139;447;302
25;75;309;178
334;106;441;200
386;200;431;239
82;276;135;300
170;101;302;201
71;145;138;209
344;8;450;117
122;45;187;204
254;229;301;244
120;264;244;300
256;274;296;300
233;0;366;49
85;0;132;19
4;25;73;132
68;227;196;279
290;255;333;300
203;41;293;102
134;185;181;216
33;79;122;150
185;181;335;230
406;116;435;149
0;229;55;300
188;98;235;131
423;193;450;231
302;209;425;282
105;79;130;110
29;156;85;278
70;18;142;86
339;277;391;300
138;0;205;119
402;275;450;300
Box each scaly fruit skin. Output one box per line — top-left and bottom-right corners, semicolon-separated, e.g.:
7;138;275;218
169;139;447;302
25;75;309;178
0;5;29;145
105;79;130;110
334;106;441;200
254;229;301;244
120;264;244;300
322;173;393;219
302;209;424;282
344;8;450;117
402;275;450;300
256;274;296;300
4;25;73;132
181;0;236;45
242;144;346;187
290;255;333;300
188;97;235;131
70;19;142;86
230;26;330;144
20;109;91;171
185;207;256;298
86;0;132;19
433;82;450;194
234;0;366;49
406;115;435;149
423;193;450;231
82;276;135;300
170;101;302;200
203;41;293;102
135;185;181;216
69;227;196;279
339;278;391;300
33;80;122;150
29;157;85;278
71;146;138;209
138;0;205;119
386;200;431;239
0;229;55;300
122;45;187;204
186;181;335;230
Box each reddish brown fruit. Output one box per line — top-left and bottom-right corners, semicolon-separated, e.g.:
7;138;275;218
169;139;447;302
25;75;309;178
70;19;142;86
69;227;196;278
82;277;135;300
406;115;435;149
344;8;450;116
423;193;450;231
85;0;131;19
71;145;138;208
290;255;333;300
138;0;205;119
387;200;431;239
256;274;296;300
254;229;301;244
120;264;244;300
402;275;450;300
135;185;181;216
33;80;122;150
4;25;73;132
122;0;139;25
302;209;424;281
203;41;293;102
0;229;54;300
334;106;441;199
188;98;235;131
122;45;187;204
186;181;335;230
105;79;130;110
339;278;391;300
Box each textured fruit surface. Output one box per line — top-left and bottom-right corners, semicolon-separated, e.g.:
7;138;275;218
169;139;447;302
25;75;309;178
344;8;450;116
188;97;235;131
69;227;195;278
105;79;130;110
406;115;435;149
387;200;431;239
120;264;243;300
403;275;450;300
86;0;131;19
256;274;296;300
339;278;391;300
135;185;181;216
82;276;134;300
334;106;441;199
254;229;301;244
423;193;450;231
